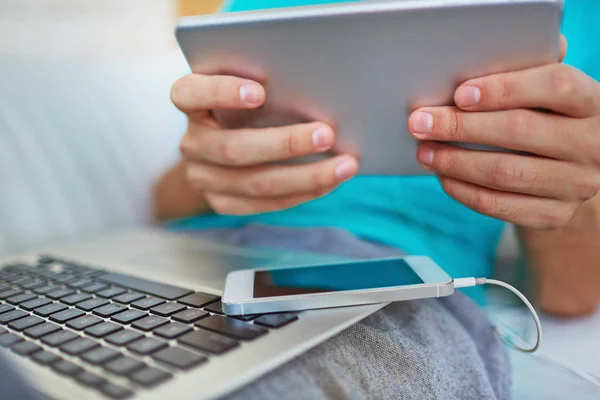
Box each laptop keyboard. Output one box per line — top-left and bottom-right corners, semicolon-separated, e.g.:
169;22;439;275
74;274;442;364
0;256;299;399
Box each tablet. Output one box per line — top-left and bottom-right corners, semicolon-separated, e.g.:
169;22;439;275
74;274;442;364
174;0;563;175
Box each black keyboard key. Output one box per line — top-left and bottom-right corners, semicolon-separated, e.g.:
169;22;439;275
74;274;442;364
195;316;267;341
11;341;42;356
66;315;102;331
47;288;76;300
0;309;28;324
66;279;94;289
150;302;187;317
49;308;85;323
42;330;79;347
254;313;299;328
153;322;192;339
31;350;61;365
179;330;239;354
111;309;146;324
20;297;52;311
0;333;23;347
21;280;46;290
104;329;144;346
113;292;145;304
153;346;207;370
24;322;61;339
54;274;80;284
5;274;27;284
102;383;134;399
230;314;260;322
104;356;146;376
127;337;168;355
131;316;168;332
99;272;193;301
204;300;224;314
85;322;122;338
0;304;14;314
10;277;35;286
33;284;62;295
52;360;83;376
81;283;109;293
172;309;208;324
96;287;126;299
178;293;219;308
0;289;23;299
75;371;107;388
81;346;121;365
76;298;109;311
6;293;37;305
131;297;165;310
60;337;99;355
34;302;67;317
93;303;127;318
62;293;92;305
130;366;172;387
8;315;44;331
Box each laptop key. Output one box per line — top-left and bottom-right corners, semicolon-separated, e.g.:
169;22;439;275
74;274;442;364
253;313;299;329
24;322;61;339
204;300;224;315
81;283;109;293
66;315;103;330
113;292;146;304
171;309;208;324
66;279;94;289
99;272;193;300
0;333;23;347
96;287;126;299
150;302;187;317
179;330;239;355
132;297;165;310
52;360;83;376
21;280;46;290
102;383;134;399
42;330;79;347
81;346;121;365
0;289;23;299
111;309;146;324
6;293;37;305
127;337;168;355
10;277;35;287
177;293;219;308
61;293;92;305
33;284;62;295
11;341;42;356
104;356;146;376
60;337;99;355
153;322;192;339
93;303;127;318
8;315;44;331
49;308;85;323
104;329;144;346
230;314;261;322
75;371;107;388
75;298;109;311
131;316;168;332
47;288;76;300
130;366;173;387
0;309;28;324
85;322;122;338
152;346;207;370
195;316;267;341
34;302;67;317
31;350;61;365
0;304;14;314
20;297;52;311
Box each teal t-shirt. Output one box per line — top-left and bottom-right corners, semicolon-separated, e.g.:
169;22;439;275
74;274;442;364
169;0;600;280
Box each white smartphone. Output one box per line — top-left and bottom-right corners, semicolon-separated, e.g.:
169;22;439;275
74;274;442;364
222;256;454;315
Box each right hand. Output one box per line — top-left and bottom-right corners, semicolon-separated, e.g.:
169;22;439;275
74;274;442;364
170;74;359;215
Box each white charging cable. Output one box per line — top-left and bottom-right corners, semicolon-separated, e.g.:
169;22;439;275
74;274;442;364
453;277;542;353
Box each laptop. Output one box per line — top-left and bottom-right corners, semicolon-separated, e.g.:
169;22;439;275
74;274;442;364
0;227;384;399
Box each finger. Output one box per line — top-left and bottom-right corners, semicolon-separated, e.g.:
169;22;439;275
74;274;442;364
171;74;266;113
206;189;333;216
559;34;568;63
180;122;338;166
438;176;579;229
408;107;591;162
417;142;599;202
187;154;358;198
453;63;600;117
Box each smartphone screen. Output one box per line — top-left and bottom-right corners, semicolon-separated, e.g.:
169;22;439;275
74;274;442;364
254;258;424;298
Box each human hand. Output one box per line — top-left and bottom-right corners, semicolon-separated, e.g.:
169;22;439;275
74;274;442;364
408;37;600;229
170;74;359;215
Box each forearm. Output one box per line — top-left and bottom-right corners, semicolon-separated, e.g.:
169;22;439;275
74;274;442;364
517;198;600;317
153;160;212;221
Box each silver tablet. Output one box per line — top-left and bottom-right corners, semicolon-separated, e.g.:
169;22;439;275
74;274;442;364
175;0;563;175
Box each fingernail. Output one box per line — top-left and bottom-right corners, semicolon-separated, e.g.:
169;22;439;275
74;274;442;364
312;126;334;150
418;146;434;167
409;112;433;137
455;86;481;107
335;158;358;181
239;84;264;105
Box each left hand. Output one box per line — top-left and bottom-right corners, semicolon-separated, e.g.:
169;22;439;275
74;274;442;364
408;37;600;229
